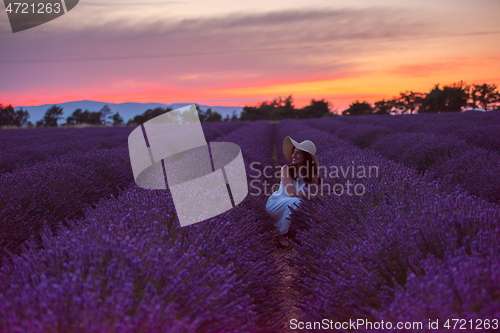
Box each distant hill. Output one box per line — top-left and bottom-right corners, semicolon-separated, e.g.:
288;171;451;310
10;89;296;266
15;101;243;125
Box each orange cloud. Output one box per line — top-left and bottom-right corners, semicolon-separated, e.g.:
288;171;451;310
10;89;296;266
390;61;461;77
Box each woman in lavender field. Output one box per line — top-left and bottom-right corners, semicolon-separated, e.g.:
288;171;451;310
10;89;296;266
266;136;321;248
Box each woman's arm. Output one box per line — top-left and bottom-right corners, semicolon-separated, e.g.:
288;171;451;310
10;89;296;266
281;165;324;199
281;165;306;198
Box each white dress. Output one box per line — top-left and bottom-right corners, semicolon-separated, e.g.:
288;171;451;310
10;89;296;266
265;176;307;235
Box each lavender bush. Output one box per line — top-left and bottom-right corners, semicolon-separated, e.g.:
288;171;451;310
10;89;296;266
0;123;246;259
0;187;283;332
0;126;132;153
277;120;500;331
1;116;498;332
0;131;130;174
0;121;285;332
0;123;246;175
0;146;134;258
201;121;248;143
305;117;500;204
369;248;500;332
307;111;500;153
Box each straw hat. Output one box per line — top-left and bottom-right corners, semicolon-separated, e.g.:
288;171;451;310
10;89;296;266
283;136;319;166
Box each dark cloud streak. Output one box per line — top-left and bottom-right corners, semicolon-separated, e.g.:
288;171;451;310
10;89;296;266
84;0;188;6
1;29;500;64
0;7;443;63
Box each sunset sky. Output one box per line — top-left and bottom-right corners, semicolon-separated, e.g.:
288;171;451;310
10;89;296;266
1;0;500;111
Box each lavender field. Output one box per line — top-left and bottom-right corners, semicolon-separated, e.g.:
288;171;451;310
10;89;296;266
0;113;499;332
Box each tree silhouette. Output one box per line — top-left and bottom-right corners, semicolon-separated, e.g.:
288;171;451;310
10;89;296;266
419;83;468;113
240;103;269;121
65;109;79;125
0;104;30;127
38;105;63;127
467;84;479;109
373;99;397;115
127;107;173;125
99;105;112;125
298;99;332;118
240;95;297;121
419;85;446;113
13;108;29;126
198;107;223;122
65;108;102;125
470;83;498;110
342;101;373;116
398;91;424;114
240;103;257;121
230;111;238;121
195;105;223;122
275;95;296;120
493;91;500;110
110;112;124;126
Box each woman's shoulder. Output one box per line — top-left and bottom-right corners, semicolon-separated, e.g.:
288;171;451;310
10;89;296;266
280;164;291;177
280;164;290;171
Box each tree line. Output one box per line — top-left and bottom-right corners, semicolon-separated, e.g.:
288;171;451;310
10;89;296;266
0;104;124;128
0;104;234;128
235;81;499;119
1;81;499;127
343;82;500;116
125;105;236;125
239;96;332;121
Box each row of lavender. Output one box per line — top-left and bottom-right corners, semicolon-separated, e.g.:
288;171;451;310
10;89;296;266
0;123;245;152
277;120;500;331
0;121;285;332
335;111;500;153
0;123;246;174
304;115;500;204
0;122;246;259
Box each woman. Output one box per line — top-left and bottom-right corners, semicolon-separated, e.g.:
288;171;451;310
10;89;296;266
266;136;320;247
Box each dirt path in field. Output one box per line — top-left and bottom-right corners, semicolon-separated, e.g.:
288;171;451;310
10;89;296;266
270;123;302;332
